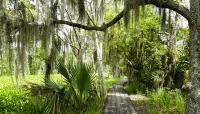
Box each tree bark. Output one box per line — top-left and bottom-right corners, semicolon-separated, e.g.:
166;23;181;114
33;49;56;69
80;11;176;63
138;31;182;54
95;32;106;97
45;51;52;83
186;5;200;114
186;25;200;114
185;0;200;113
0;0;3;9
44;0;58;83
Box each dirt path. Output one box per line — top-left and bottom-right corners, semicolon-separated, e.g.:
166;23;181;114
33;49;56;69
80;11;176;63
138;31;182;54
103;78;138;114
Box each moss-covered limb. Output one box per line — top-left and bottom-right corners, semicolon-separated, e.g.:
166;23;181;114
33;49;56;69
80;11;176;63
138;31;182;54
54;10;124;31
54;0;193;31
1;0;193;32
144;0;193;25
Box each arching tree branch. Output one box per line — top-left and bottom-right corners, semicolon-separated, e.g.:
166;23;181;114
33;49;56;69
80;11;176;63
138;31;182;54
53;10;124;31
2;0;193;31
144;0;194;25
53;0;193;31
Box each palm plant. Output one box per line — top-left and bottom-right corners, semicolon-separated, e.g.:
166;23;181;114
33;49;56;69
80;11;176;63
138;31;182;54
44;62;98;114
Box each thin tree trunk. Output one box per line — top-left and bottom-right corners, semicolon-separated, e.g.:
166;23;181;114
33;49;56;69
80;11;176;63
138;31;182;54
45;50;52;83
15;35;20;89
95;32;105;97
165;11;178;88
45;0;58;83
21;30;30;78
8;38;15;83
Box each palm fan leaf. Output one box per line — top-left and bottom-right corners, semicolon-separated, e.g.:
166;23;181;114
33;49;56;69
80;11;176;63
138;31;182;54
45;79;65;93
42;61;98;113
57;62;79;101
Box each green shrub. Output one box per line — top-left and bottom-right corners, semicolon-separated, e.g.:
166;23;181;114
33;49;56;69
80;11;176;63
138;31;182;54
147;89;185;114
0;64;102;114
125;81;146;94
0;86;46;114
42;62;101;114
0;87;28;113
84;96;103;114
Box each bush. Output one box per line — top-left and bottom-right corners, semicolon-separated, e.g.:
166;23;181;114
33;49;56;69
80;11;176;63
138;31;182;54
125;80;146;94
0;87;29;113
147;89;185;114
0;62;102;114
0;86;47;114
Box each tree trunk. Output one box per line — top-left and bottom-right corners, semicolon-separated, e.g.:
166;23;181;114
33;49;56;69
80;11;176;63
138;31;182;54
44;0;59;83
164;12;178;88
14;0;18;9
113;64;120;77
0;0;3;9
45;51;52;83
95;32;106;97
77;48;83;64
15;35;20;89
186;0;200;113
186;25;200;114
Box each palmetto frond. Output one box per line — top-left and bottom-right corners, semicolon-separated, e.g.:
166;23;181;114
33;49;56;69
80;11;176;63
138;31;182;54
45;79;65;94
43;61;98;113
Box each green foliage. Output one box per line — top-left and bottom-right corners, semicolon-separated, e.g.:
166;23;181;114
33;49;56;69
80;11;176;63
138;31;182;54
17;0;36;20
0;74;103;114
43;62;101;114
125;81;146;94
0;60;10;75
105;5;189;91
0;88;29;113
0;86;47;114
0;75;46;113
29;47;46;75
84;96;103;114
147;89;185;114
105;77;120;91
123;12;167;90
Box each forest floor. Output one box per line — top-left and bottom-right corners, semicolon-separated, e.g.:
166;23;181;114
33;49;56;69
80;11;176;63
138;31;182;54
103;78;138;114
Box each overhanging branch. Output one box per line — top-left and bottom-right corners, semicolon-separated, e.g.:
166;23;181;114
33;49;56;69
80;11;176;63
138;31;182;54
144;0;193;25
53;10;124;31
53;0;193;31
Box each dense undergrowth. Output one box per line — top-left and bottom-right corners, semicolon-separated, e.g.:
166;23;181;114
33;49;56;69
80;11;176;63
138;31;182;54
0;71;119;114
0;75;102;114
0;85;47;113
147;89;185;114
126;83;185;114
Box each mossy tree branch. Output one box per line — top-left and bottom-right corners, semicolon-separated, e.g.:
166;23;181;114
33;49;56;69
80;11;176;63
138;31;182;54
53;0;193;31
2;0;193;31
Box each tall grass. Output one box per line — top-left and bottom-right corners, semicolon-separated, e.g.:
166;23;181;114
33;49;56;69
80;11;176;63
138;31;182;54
147;88;185;114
